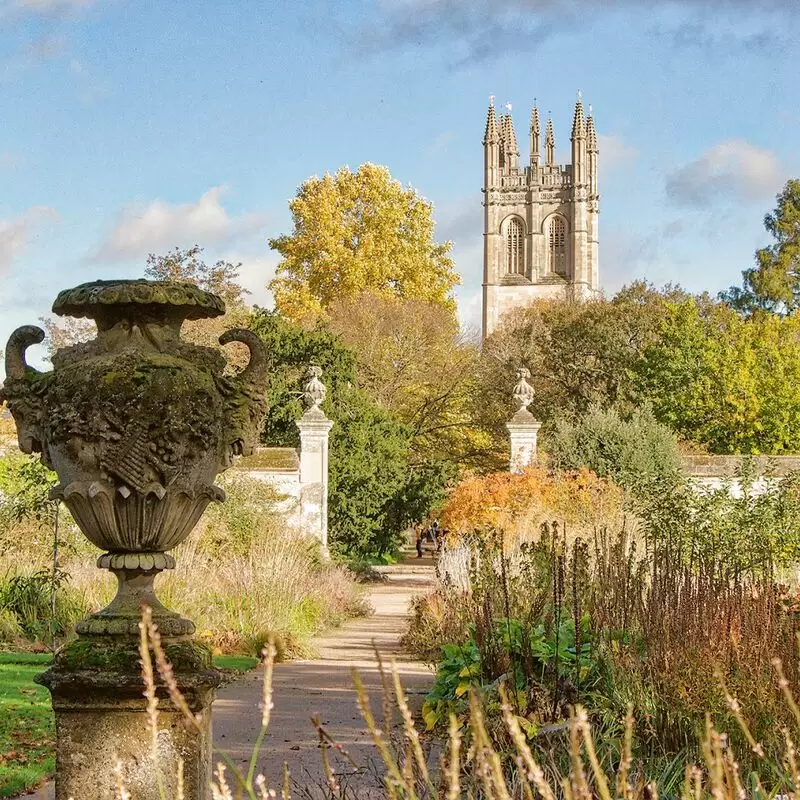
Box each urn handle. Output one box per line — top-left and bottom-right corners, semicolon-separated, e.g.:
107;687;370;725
218;328;267;388
218;328;269;462
4;325;44;379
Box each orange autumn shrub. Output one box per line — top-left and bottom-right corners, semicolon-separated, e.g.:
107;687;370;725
439;466;622;536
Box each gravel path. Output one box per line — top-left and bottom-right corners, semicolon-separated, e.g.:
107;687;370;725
212;556;436;795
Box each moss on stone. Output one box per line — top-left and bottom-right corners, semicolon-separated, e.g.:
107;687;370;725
54;637;213;675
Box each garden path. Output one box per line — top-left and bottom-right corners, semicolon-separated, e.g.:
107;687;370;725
21;553;436;799
212;552;436;795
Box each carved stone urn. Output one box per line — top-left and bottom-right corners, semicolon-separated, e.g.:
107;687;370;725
1;279;269;638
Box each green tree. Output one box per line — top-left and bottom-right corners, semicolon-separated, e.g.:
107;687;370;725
248;309;358;446
249;309;449;556
721;179;800;314
328;386;424;557
268;164;459;322
471;286;669;464
634;294;800;453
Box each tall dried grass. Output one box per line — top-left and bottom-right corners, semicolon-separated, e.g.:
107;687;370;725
0;470;368;657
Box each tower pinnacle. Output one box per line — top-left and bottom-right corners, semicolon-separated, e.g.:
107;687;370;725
505;113;519;156
530;104;540;134
483;99;499;144
530;103;541;168
571;95;586;139
545;116;555;166
586;113;597;152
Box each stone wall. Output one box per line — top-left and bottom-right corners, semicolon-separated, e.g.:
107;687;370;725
681;455;800;478
233;443;331;553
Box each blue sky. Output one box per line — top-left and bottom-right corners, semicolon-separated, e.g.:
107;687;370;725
0;0;797;370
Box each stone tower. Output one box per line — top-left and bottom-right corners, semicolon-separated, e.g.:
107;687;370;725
482;96;600;340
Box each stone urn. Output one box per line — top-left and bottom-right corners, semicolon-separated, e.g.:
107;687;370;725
1;279;269;637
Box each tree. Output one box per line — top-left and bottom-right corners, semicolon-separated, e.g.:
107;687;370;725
144;245;249;307
327;291;488;466
268;164;459;322
721;179;800;315
545;404;682;493
471;286;669;464
633;294;800;454
248;308;358;447
249;308;450;557
327;386;431;557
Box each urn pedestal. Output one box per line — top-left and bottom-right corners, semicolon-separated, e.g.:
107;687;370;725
41;642;218;800
1;280;269;800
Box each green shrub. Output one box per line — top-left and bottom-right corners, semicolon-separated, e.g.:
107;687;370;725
546;404;682;492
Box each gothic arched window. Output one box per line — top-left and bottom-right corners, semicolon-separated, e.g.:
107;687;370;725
549;216;567;276
506;218;524;275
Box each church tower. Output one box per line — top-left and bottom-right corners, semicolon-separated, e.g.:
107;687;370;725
482;95;600;340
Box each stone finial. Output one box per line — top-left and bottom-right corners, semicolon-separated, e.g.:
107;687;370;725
512;367;534;411
303;364;326;410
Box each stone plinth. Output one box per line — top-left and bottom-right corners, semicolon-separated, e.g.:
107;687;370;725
507;407;542;473
37;639;220;800
296;406;334;554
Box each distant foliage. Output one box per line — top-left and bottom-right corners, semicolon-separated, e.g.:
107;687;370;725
474;285;669;437
634;294;800;453
546;405;682;492
721;179;800;315
328;291;488;468
476;282;800;457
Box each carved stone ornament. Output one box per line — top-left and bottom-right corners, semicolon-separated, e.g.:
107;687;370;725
512;367;535;411
302;364;326;410
0;279;269;637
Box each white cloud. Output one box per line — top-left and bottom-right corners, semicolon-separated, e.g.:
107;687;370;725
1;0;96;14
93;187;268;263
0;206;57;273
598;135;637;171
665;139;785;208
221;251;279;308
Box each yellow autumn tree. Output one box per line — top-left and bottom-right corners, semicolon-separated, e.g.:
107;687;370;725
268;163;459;322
